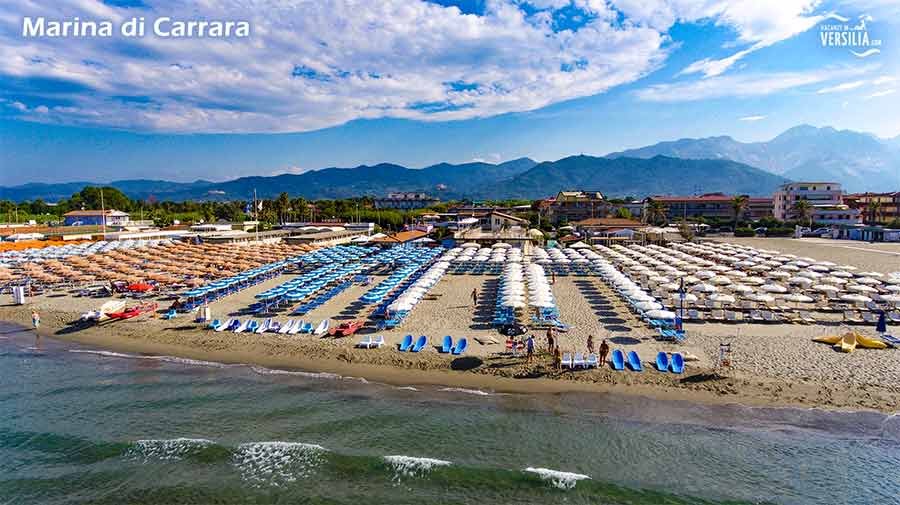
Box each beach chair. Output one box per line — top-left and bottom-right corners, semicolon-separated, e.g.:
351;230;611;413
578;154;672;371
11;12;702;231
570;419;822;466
399;334;414;352
451;338;468;355
750;310;764;322
207;319;221;330
862;312;878;324
572;353;586;368
561;352;573;368
162;309;177;320
882;334;899;347
371;335;385;348
687;309;702;321
626;351;643;372
586;353;599;368
357;335;373;348
740;300;755;310
611;349;625;370
670;353;685;374
761;311;779;323
709;309;725;321
412;335;428;353
724;310;739;323
246;320;259;333
889;312;900;323
441;335;453;353
655;352;669;372
843;310;863;324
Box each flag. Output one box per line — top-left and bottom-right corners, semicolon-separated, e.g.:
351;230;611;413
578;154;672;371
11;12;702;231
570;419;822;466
257;200;263;211
244;202;252;214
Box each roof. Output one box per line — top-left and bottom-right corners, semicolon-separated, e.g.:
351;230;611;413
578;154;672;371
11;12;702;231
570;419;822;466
573;217;647;228
63;210;129;217
648;193;768;203
488;210;527;223
372;230;429;243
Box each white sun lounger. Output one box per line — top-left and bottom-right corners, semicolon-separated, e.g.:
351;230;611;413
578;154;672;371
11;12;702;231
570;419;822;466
573;352;585;368
561;352;573;368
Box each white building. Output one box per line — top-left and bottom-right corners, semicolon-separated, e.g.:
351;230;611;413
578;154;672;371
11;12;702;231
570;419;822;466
772;182;861;225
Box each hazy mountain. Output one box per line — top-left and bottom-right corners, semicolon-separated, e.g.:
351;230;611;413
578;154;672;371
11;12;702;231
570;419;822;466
490;155;788;199
609;125;900;192
0;155;784;202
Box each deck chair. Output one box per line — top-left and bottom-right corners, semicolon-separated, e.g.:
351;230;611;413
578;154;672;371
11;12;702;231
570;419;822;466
750;310;764;322
710;309;725;321
561;353;573;368
724;310;739;323
862;312;878;324
799;311;817;324
572;353;586;368
843;310;863;323
889;312;900;323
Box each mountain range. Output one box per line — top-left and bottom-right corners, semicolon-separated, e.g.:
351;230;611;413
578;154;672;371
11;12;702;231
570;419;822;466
0;156;786;202
609;125;900;192
1;125;894;203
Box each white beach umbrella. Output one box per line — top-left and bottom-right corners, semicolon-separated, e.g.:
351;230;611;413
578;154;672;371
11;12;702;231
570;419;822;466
784;293;814;303
886;285;900;293
635;301;663;311
812;284;840;293
746;293;775;303
788;276;813;286
645;309;676;320
709;293;736;304
846;284;878;293
854;277;881;285
761;283;787;293
695;270;716;279
709;275;732;285
857;271;884;278
730;284;754;294
671;292;698;303
768;271;791;279
691;283;718;293
742;276;765;286
840;293;871;303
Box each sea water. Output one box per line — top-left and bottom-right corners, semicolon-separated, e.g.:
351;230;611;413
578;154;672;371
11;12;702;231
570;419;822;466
1;324;898;504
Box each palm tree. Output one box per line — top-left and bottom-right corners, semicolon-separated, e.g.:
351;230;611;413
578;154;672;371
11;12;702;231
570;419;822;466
645;200;668;226
866;199;882;225
792;199;813;227
730;195;749;230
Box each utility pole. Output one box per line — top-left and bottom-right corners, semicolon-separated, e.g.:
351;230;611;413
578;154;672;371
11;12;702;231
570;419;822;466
100;187;106;237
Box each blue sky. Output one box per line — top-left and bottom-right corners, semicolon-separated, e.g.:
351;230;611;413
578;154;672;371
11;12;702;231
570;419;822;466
1;0;899;185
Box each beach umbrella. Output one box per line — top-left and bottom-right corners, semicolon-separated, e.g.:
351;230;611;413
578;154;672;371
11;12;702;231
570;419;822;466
879;294;900;305
858;271;884;278
645;309;676;320
709;275;732;285
635;301;663;311
847;284;878;293
768;271;791;279
840;293;871;303
709;293;736;304
784;293;814;304
761;283;787;293
127;282;154;292
691;283;718;293
812;284;840;293
746;293;775;303
788;276;813;286
854;277;881;285
730;284;753;294
886;285;900;293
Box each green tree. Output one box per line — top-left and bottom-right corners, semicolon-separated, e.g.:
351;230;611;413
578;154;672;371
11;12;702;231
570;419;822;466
730;195;749;230
792;199;813;227
615;207;633;219
866;199;882;225
644;200;668;226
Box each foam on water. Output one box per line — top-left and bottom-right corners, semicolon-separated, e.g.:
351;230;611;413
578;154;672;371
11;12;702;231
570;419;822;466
395;386;419;392
70;349;235;368
233;441;327;486
125;438;215;462
250;366;342;380
438;387;492;396
384;455;451;479
70;349;143;359
524;467;591;489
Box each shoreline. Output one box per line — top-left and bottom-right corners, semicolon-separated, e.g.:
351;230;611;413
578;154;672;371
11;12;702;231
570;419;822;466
5;310;898;414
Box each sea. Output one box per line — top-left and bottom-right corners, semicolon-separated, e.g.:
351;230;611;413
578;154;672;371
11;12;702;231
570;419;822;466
2;323;898;505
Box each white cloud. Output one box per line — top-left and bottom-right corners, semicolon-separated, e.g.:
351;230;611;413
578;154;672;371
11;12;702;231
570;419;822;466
613;0;824;77
738;115;766;121
865;89;896;99
635;65;873;102
816;80;867;94
0;0;671;133
872;76;898;85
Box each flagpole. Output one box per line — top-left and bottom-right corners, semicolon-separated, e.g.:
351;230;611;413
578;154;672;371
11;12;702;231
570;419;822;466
254;189;260;243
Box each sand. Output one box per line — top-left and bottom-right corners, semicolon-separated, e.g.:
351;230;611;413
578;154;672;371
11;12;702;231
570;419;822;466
3;237;900;413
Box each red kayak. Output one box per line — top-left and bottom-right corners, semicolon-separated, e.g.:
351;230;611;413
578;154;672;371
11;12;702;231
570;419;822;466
108;302;158;320
328;320;363;337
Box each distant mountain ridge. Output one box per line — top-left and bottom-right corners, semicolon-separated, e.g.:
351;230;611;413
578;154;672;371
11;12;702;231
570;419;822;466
609;125;900;192
0;155;787;202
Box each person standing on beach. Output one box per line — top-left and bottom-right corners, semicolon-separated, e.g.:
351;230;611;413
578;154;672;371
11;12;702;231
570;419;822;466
599;339;610;367
471;288;478;307
553;346;562;371
546;327;554;353
31;310;40;331
525;334;535;364
587;334;595;354
551;270;556;285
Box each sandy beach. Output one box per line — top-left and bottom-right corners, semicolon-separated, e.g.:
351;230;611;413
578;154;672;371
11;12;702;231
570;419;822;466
3;237;900;413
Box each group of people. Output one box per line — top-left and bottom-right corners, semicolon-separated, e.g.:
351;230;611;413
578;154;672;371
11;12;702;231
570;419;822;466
508;327;609;371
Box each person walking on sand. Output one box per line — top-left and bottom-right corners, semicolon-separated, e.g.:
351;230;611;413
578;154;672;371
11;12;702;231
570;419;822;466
471;288;478;307
553;346;562;371
599;339;610;367
587;334;595;354
525;334;535;364
551;270;556;285
31;310;40;331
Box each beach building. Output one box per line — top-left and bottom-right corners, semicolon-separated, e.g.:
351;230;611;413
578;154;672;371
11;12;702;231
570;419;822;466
546;191;608;224
572;217;649;245
645;193;773;222
773;182;861;224
831;224;900;242
844;192;900;223
452;227;534;252
285;228;363;247
63;209;130;227
374;192;439;209
371;229;430;246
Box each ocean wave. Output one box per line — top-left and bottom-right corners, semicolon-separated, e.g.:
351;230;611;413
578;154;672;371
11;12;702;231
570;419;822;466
524;467;591;489
384;455;451;478
395;386;419;392
70;349;235;368
125;438;215;462
250;366;342;380
70;349;144;359
233;441;327;486
438;387;495;396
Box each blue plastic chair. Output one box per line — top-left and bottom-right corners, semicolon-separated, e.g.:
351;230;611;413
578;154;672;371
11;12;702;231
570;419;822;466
399;334;414;352
655;352;669;372
452;337;468;355
610;349;625;370
412;335;427;352
441;335;453;353
670;353;685;374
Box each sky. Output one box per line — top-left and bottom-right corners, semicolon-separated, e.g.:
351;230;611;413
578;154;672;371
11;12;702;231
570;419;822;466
1;0;899;185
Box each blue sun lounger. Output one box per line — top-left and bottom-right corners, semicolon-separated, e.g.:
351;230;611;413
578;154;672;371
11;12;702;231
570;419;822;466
611;349;625;370
627;351;643;372
441;335;453;353
412;335;427;352
399;334;414;352
655;352;669;372
670;353;685;374
452;337;468;355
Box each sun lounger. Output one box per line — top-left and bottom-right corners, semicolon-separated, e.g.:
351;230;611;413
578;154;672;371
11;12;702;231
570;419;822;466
626;351;642;372
412;335;428;352
724;310;739;323
761;311;778;323
750;310;764;322
371;335;385;348
561;352;573;368
611;349;625;370
882;334;899;347
246;320;259;333
687;309;702;321
655;352;669;372
799;311;817;324
162;309;177;320
709;309;725;321
586;353;599;368
357;335;372;348
207;319;221;329
214;318;233;332
399;334;414;352
670;353;685;374
232;320;249;333
572;352;585;368
451;337;468;355
255;318;271;334
289;320;304;335
441;335;453;353
862;312;878;324
843;310;863;323
890;312;900;323
278;319;295;334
